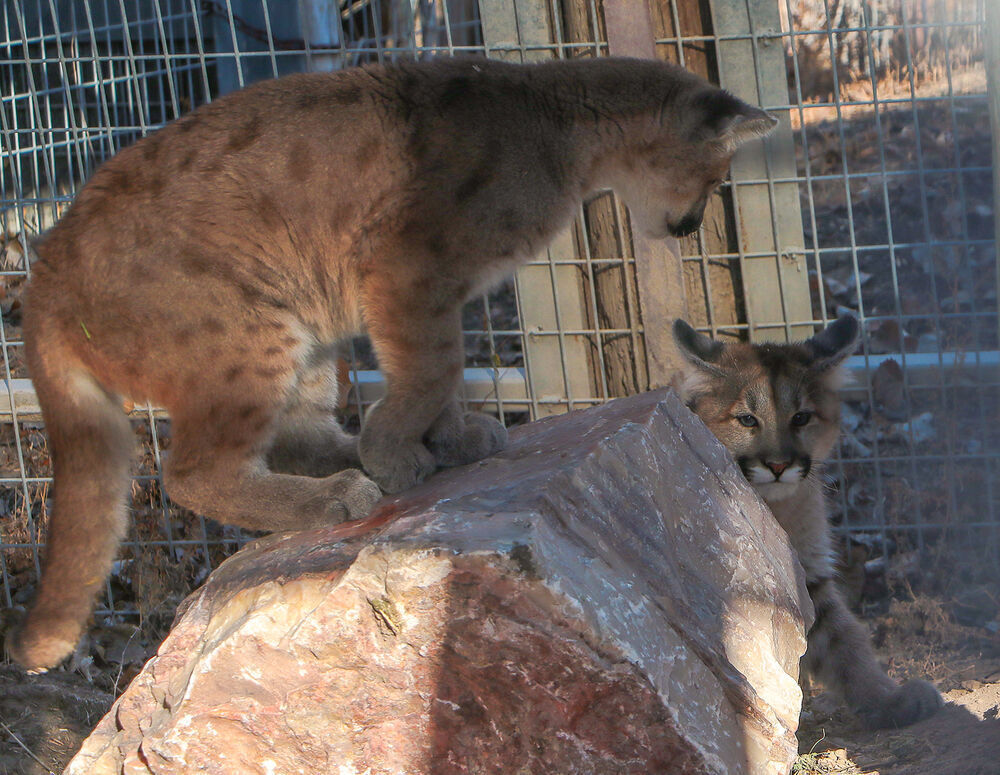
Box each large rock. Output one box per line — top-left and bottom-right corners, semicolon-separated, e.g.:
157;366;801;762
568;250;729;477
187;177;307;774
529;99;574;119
67;389;810;775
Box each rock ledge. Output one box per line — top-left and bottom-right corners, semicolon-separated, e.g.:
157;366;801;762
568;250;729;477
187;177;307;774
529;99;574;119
68;389;809;775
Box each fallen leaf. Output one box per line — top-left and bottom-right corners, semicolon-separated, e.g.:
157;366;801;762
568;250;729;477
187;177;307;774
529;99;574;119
871;358;910;422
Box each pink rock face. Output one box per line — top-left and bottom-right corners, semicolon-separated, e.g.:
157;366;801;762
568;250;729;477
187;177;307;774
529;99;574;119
67;389;809;775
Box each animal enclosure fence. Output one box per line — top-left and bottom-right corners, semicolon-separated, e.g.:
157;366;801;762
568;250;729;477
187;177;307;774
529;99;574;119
1;0;997;638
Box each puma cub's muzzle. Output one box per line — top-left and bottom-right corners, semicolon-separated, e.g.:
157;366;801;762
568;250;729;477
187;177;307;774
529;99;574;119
667;204;707;238
741;456;812;501
741;457;810;484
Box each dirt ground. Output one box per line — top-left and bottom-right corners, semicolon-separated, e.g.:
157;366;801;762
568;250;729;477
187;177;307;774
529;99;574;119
797;682;1000;775
795;596;1000;775
0;665;112;775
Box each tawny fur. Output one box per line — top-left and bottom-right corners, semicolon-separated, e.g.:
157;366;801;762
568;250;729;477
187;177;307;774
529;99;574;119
673;317;943;730
12;56;776;671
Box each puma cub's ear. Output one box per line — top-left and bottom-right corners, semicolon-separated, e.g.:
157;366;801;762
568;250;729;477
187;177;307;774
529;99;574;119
673;319;725;375
806;315;860;371
693;89;779;153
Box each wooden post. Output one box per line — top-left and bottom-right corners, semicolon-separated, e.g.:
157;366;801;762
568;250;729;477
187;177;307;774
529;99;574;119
479;0;597;416
559;1;651;397
649;0;746;338
602;0;691;387
711;0;813;342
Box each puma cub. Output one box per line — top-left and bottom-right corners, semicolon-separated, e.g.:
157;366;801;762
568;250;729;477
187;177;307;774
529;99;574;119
673;317;943;729
12;56;776;671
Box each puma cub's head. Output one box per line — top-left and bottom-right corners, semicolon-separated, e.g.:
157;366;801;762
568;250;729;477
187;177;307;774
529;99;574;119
673;316;859;502
609;88;778;239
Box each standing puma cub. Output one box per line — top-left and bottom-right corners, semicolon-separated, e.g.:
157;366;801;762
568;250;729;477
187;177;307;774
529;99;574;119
12;56;776;671
673;317;943;729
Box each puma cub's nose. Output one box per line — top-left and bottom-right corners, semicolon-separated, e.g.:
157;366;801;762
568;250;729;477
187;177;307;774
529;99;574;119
765;460;790;477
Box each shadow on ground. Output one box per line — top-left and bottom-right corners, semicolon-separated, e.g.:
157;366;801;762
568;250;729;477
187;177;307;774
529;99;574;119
0;665;112;775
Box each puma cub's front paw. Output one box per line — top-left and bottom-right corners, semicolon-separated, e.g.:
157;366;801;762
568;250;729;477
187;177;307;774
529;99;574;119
427;412;508;468
863;679;943;729
360;438;437;494
359;399;440;493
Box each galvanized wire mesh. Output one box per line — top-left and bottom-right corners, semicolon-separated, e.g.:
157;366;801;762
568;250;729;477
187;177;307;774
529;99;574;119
0;0;997;627
773;0;999;573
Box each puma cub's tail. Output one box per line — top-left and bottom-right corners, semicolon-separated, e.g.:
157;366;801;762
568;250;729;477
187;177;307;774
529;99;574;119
8;311;134;672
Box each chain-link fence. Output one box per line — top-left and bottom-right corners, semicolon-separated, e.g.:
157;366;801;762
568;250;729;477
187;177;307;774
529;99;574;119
1;0;997;633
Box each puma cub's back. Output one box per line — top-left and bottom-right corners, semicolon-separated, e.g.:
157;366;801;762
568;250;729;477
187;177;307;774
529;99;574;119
11;57;778;671
673;317;943;729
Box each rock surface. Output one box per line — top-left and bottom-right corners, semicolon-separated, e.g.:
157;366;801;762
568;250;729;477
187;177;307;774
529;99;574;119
67;389;810;775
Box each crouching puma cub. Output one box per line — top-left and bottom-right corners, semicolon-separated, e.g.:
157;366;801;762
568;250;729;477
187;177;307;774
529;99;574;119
12;56;777;671
673;317;943;729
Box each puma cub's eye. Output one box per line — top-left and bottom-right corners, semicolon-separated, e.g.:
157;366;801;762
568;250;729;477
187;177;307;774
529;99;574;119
791;411;813;427
737;414;758;428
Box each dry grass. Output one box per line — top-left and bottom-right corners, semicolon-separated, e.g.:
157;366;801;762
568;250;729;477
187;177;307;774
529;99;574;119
794;747;874;775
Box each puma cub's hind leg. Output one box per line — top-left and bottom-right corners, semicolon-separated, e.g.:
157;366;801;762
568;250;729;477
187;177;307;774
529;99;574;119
163;335;379;530
863;679;944;730
266;349;362;478
165;406;380;533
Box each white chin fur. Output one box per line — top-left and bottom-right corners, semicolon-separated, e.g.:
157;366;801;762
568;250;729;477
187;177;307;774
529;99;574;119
747;465;804;502
753;480;801;502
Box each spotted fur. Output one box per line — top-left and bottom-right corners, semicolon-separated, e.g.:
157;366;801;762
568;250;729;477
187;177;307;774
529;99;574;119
673;316;943;729
10;57;776;672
